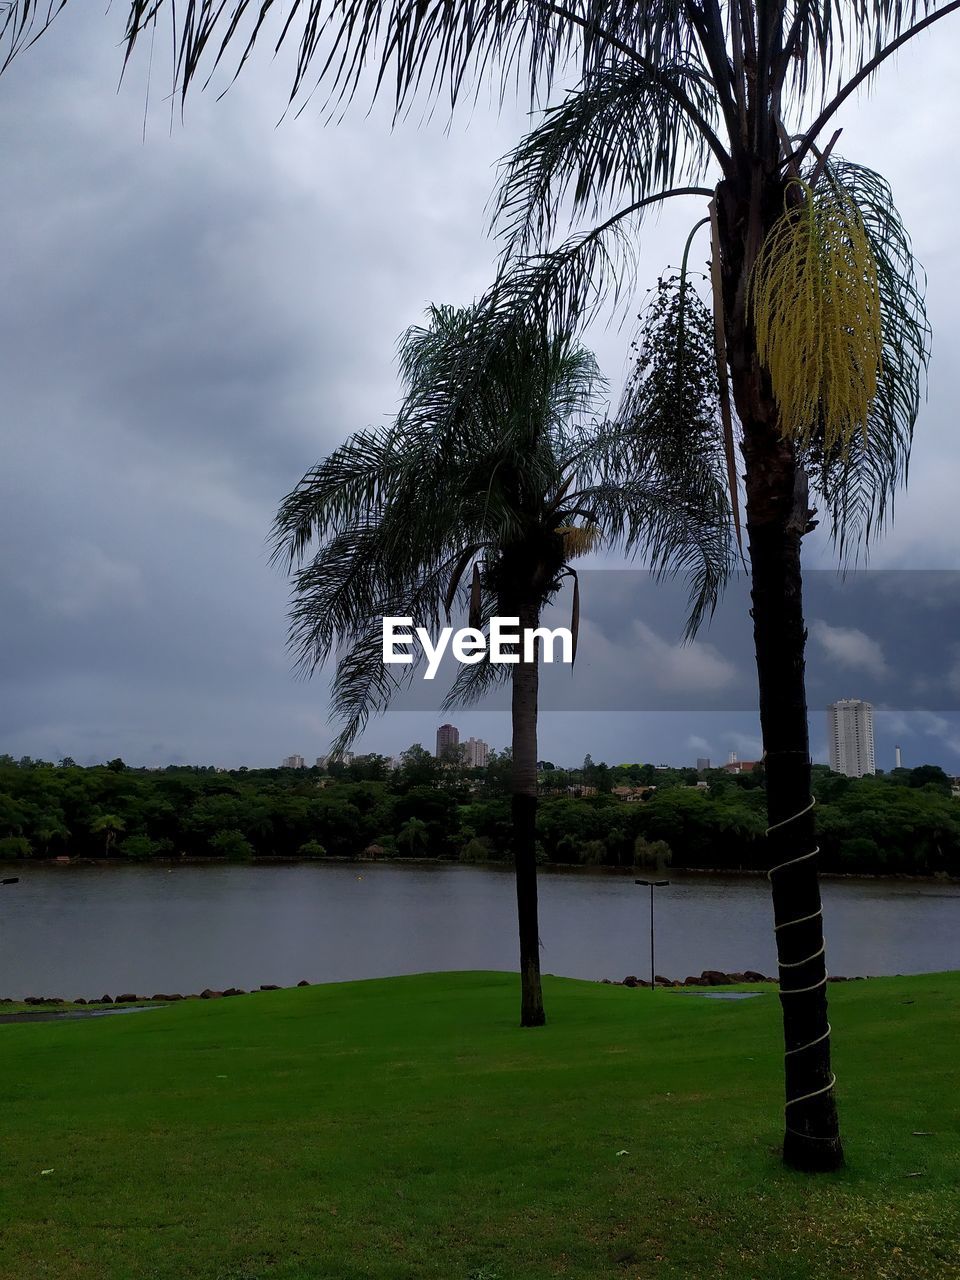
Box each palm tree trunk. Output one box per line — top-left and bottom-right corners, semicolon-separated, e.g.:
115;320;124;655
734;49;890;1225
511;599;545;1028
716;167;843;1172
742;420;843;1172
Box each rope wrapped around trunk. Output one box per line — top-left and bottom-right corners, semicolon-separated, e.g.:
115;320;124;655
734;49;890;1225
766;797;838;1133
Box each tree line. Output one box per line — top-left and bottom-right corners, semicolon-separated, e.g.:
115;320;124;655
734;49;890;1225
2;752;956;877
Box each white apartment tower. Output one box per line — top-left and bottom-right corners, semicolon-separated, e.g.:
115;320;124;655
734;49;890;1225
827;700;876;778
463;737;490;769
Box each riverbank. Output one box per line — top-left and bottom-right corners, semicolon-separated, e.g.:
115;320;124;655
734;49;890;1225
4;854;959;885
2;971;958;1279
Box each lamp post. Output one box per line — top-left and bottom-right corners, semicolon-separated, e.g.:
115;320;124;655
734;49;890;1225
635;879;669;988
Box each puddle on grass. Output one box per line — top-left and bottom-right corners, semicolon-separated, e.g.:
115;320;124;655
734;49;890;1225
668;992;765;1001
0;1005;162;1026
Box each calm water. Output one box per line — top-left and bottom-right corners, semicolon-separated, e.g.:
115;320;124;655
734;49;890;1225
0;862;957;998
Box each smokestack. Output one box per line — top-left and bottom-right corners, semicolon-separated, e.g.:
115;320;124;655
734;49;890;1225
895;745;902;769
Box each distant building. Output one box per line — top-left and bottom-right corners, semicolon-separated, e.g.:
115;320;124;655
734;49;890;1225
696;757;711;771
463;737;490;769
612;785;656;802
727;751;738;765
316;751;353;770
282;754;305;769
723;759;759;774
436;723;460;760
828;699;876;778
895;744;903;770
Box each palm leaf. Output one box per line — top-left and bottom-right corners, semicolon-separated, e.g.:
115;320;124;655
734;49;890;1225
0;0;67;72
809;155;931;554
492;58;717;255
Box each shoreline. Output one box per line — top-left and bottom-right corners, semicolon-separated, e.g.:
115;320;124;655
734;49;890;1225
2;854;957;886
0;968;892;1010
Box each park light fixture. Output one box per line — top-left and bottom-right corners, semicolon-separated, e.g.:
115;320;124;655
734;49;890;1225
635;879;670;990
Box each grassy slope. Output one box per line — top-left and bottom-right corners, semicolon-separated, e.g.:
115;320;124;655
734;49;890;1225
1;972;958;1280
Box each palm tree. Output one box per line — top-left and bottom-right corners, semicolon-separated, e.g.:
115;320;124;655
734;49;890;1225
272;302;732;1028
91;812;125;856
6;0;944;1172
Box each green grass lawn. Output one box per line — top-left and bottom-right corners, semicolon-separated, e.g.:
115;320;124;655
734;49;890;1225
1;972;958;1280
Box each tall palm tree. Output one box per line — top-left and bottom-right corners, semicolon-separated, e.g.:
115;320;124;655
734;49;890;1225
272;302;731;1028
6;0;944;1172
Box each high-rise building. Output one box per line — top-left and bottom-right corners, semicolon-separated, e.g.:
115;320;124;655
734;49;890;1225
895;744;903;770
436;723;459;760
316;751;354;769
282;754;305;769
827;700;876;778
464;737;490;769
696;757;711;771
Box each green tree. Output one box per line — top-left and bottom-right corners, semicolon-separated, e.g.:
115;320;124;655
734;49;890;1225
34;812;69;855
297;840;327;858
633;835;672;873
272;304;728;1028
396;817;430;858
90;812;126;856
209;829;254;862
119;834;158;860
908;765;951;795
397;745;442;791
0;836;32;859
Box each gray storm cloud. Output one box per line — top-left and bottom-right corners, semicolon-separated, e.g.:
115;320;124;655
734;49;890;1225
2;8;959;769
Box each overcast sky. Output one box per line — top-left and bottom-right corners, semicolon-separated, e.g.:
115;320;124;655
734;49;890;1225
2;9;959;770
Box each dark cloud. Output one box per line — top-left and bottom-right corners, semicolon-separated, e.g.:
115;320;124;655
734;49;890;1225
2;10;960;770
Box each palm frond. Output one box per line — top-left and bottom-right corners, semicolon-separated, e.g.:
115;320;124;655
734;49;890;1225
119;0;696;115
483;212;640;343
0;0;66;71
441;584;509;710
271;425;407;568
492;58;718;254
808;156;931;554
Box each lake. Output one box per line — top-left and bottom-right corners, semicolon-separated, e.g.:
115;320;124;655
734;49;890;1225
0;862;957;998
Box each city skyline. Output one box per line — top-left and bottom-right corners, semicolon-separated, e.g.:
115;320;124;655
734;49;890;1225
262;704;932;777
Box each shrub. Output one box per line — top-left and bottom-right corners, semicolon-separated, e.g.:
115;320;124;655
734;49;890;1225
459;837;491;864
0;836;32;859
298;840;327;859
119;835;158;860
209;829;255;862
633;835;673;872
581;839;607;866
